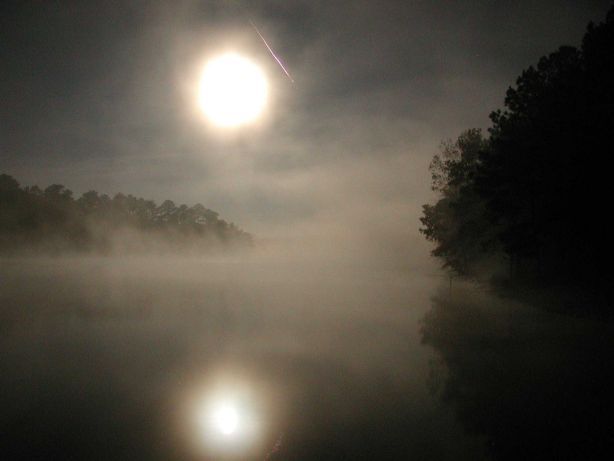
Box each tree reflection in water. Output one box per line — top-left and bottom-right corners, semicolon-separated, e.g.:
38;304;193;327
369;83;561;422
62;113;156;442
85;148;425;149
421;287;614;460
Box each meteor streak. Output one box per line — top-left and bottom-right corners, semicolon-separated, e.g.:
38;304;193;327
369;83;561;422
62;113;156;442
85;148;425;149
249;20;294;84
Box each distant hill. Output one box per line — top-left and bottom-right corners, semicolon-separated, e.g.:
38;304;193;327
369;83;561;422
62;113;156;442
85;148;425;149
0;173;252;254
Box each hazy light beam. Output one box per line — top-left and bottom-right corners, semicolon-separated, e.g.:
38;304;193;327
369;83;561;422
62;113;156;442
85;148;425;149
249;20;295;84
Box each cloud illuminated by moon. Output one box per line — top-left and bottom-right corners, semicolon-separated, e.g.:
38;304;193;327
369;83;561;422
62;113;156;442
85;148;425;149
199;53;268;127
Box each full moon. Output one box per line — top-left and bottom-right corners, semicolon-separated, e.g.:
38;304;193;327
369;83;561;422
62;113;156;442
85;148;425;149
199;53;268;127
213;403;239;435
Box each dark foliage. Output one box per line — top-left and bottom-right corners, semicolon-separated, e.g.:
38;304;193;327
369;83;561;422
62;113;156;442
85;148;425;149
420;129;497;275
0;173;252;253
421;7;614;301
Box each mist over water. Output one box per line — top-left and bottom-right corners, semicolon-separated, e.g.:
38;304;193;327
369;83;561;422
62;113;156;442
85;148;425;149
0;249;481;460
3;248;612;460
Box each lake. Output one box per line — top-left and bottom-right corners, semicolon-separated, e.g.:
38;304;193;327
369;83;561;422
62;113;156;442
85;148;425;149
1;257;611;460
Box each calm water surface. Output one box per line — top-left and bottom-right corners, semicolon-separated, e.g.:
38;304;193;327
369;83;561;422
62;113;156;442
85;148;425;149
1;257;611;460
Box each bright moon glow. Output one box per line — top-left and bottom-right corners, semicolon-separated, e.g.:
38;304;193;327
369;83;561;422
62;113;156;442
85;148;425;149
213;403;239;435
197;398;243;440
191;383;264;457
199;53;268;127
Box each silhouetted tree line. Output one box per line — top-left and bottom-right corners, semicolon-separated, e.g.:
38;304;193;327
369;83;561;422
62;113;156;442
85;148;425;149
421;7;614;298
0;173;252;253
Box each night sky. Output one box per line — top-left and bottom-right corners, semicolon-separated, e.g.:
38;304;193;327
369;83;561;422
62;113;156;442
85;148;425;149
1;0;610;259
